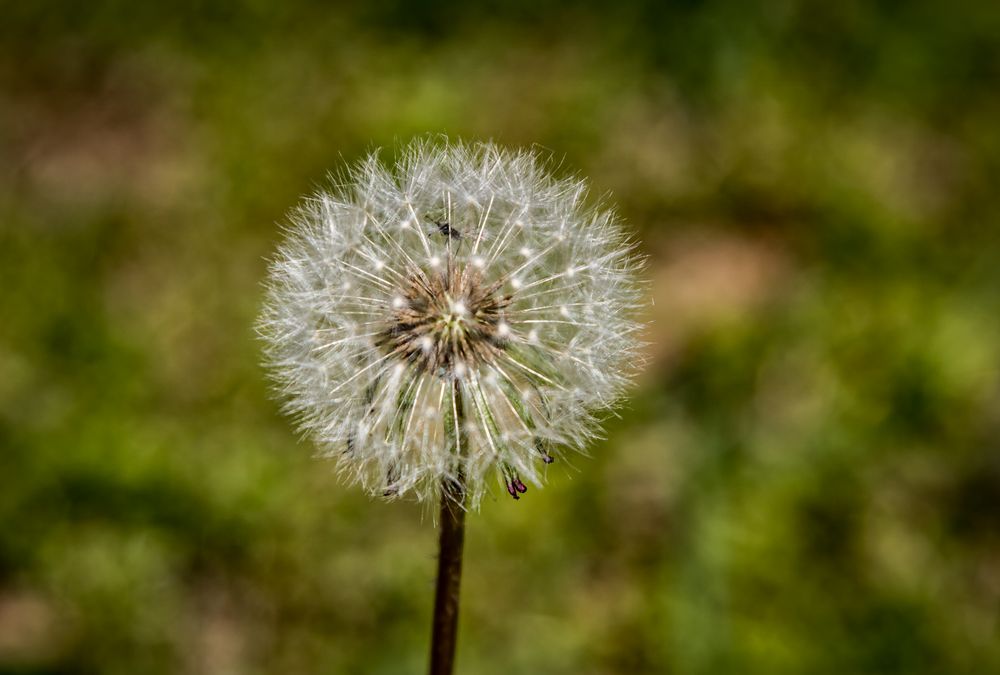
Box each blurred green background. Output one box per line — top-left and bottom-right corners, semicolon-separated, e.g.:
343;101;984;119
2;1;999;673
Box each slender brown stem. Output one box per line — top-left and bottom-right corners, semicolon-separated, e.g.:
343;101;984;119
429;381;467;675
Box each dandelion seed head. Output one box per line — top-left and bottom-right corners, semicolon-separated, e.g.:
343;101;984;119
258;138;644;506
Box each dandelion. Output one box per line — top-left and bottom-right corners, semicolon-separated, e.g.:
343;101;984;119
258;138;643;674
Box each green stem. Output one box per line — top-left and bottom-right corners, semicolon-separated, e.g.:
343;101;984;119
428;380;467;675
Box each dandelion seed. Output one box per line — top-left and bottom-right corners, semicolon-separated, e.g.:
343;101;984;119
258;138;644;507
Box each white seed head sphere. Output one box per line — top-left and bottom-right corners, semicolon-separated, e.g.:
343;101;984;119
259;139;644;506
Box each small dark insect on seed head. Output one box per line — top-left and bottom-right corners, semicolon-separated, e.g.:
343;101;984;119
426;216;462;240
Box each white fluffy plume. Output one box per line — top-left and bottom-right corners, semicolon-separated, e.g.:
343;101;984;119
258;139;644;506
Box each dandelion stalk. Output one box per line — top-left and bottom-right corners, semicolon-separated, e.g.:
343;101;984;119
429;380;466;675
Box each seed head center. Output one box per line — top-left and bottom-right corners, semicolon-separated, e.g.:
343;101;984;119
375;266;512;377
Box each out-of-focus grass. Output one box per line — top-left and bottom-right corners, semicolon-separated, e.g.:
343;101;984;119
2;1;999;673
